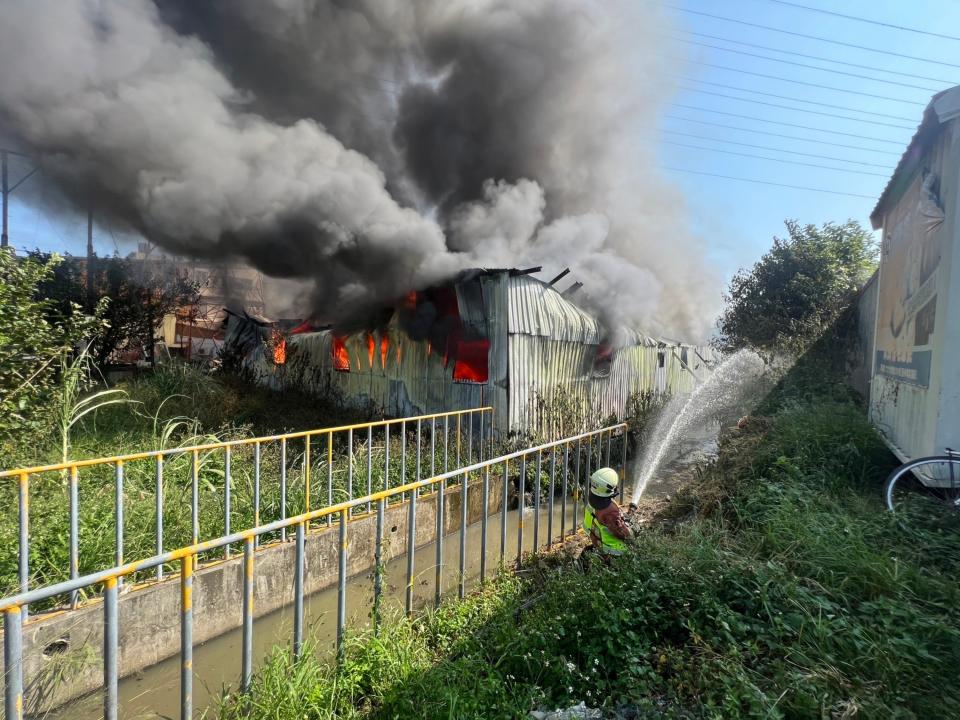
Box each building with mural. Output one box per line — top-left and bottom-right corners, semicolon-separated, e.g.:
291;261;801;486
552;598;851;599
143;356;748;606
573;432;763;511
866;85;960;464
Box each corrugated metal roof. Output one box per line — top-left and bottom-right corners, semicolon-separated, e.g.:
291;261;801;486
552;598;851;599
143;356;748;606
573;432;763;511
506;274;658;348
508;275;601;343
871;85;960;229
617;327;658;347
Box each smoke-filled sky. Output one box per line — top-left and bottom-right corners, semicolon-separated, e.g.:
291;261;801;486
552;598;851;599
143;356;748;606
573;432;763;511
0;0;720;339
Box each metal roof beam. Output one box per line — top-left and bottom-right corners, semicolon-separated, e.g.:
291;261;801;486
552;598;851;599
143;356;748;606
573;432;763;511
547;268;571;286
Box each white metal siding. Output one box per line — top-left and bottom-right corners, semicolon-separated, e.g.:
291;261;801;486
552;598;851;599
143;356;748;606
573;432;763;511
870;121;959;461
505;275;706;435
244;318;485;418
238;271;713;438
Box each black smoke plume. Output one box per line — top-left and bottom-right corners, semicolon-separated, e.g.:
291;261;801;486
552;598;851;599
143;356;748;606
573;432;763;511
0;0;719;338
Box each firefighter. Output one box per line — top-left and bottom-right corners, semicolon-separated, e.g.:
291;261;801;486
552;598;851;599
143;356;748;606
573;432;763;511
583;467;633;558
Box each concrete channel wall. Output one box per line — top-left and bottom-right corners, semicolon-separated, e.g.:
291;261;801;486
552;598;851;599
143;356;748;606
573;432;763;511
3;475;505;716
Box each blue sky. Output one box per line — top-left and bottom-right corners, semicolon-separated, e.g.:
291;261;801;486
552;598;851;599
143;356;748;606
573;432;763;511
662;0;960;278
6;0;960;290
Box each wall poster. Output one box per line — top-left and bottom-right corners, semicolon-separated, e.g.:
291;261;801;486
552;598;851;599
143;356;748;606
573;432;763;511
875;171;945;388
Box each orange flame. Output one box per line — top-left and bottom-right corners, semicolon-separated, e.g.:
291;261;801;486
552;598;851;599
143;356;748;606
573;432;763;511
380;334;389;368
271;331;287;365
403;291;417;310
453;338;490;383
333;335;350;371
366;333;375;368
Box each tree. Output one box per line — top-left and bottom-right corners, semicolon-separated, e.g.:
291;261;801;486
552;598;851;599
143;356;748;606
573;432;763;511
716;220;877;353
29;251;199;368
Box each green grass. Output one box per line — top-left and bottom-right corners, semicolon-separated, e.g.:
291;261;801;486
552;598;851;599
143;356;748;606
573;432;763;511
0;364;512;602
214;359;960;719
0;364;597;605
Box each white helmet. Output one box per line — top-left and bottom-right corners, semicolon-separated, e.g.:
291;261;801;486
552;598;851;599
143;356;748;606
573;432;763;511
589;467;620;497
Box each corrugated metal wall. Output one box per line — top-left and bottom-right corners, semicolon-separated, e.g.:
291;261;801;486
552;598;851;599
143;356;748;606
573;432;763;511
507;275;596;433
237;271;714;438
505;276;707;435
243;318;486;418
870;122;957;462
590;343;659;417
480;273;511;435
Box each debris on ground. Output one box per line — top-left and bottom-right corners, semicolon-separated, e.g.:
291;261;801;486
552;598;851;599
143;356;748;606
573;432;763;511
529;702;603;719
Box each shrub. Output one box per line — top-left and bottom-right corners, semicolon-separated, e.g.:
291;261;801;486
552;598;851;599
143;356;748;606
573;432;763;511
0;251;98;443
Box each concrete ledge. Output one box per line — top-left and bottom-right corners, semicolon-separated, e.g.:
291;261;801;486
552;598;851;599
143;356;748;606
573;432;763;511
3;475;504;715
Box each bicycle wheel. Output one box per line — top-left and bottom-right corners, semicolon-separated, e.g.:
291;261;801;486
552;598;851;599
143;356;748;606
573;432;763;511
884;456;960;512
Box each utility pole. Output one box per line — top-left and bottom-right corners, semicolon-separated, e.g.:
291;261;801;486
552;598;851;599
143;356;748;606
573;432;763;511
1;150;8;249
86;209;95;312
1;149;38;251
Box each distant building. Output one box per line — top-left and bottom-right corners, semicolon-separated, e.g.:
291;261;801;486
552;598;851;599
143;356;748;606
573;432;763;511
129;242;266;362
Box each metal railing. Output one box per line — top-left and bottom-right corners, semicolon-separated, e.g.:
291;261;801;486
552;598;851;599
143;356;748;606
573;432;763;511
0;407;493;616
0;422;626;720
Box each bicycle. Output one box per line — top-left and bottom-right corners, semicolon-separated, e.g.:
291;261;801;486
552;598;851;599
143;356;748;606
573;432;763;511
883;448;960;512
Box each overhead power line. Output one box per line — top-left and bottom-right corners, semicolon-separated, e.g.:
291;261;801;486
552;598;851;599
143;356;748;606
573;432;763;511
660;166;877;199
662;140;889;177
679;58;926;105
674;77;917;121
676;87;913;129
759;0;960;42
681;31;957;85
661;129;893;168
664;115;901;155
8;167;38;193
675;38;941;91
671;104;905;144
664;5;960;69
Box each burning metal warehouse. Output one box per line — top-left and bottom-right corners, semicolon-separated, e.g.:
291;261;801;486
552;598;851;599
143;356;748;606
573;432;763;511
226;269;716;436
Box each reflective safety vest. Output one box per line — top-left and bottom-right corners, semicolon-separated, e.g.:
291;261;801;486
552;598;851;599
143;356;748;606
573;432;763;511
584;504;627;555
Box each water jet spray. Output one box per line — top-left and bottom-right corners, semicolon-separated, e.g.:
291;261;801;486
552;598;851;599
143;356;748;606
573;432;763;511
631;350;767;505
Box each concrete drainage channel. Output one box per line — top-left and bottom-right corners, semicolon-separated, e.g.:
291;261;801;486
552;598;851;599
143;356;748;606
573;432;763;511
21;480;575;719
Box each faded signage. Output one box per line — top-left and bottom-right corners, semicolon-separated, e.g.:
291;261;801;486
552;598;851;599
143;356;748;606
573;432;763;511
875;172;945;388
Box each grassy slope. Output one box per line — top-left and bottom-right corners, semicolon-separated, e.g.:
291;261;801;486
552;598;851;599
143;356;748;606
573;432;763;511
0;363;584;606
0;365;380;598
220;358;960;719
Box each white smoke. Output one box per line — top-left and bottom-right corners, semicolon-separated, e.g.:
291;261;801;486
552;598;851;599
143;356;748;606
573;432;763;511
451;180;665;329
